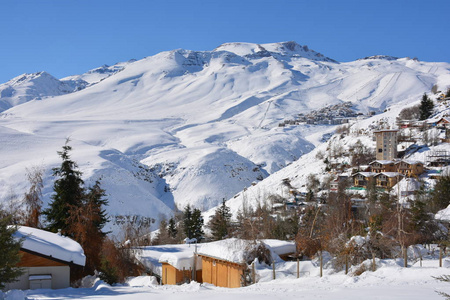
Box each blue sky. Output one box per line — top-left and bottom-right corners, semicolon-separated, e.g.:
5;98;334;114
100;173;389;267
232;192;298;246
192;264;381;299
0;0;449;84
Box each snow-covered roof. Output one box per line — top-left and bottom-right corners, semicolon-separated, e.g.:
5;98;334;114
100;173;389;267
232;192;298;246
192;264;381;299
397;160;422;165
158;244;201;270
13;226;86;266
197;238;295;264
353;172;375;177
197;238;251;264
262;239;295;256
370;160;394;165
377;172;403;178
373;129;398;133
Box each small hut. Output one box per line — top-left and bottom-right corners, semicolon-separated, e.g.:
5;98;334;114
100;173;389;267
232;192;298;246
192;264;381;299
6;226;86;290
159;248;202;285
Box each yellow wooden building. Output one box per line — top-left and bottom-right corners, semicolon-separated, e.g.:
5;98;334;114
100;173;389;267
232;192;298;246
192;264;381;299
198;254;245;288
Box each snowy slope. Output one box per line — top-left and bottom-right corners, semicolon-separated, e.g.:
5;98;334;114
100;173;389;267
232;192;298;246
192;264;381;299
61;60;135;85
0;41;449;233
0;72;87;112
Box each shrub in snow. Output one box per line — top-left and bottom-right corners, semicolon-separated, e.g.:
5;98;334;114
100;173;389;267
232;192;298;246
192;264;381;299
244;242;272;265
80;274;99;288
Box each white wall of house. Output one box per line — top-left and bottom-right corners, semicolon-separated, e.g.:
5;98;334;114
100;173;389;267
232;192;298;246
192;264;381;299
5;266;70;290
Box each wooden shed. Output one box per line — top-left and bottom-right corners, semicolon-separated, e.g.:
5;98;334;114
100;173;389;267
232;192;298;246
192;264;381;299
161;262;202;285
159;248;202;285
198;254;245;288
6;226;86;290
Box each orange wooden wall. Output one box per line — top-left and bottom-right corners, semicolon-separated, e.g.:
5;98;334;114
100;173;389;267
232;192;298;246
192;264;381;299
200;255;244;288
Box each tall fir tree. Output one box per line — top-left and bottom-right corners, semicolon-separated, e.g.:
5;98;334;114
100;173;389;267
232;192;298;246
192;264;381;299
43;141;109;276
168;217;178;239
0;213;24;289
207;199;232;240
43;140;85;235
183;205;193;239
183;205;204;241
419;93;434;120
191;208;204;241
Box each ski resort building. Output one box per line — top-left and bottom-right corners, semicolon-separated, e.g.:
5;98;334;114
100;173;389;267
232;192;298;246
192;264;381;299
6;226;86;290
369;160;396;173
353;172;375;188
374;129;398;160
374;172;404;188
395;160;424;177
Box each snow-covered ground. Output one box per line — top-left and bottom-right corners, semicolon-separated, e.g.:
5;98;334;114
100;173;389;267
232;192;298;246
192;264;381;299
5;257;450;300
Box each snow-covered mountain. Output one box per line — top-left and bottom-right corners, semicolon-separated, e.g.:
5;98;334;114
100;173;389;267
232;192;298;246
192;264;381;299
0;41;449;233
0;71;88;112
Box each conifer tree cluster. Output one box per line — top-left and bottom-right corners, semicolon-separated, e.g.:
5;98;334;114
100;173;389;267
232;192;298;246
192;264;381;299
183;204;204;241
43;139;109;275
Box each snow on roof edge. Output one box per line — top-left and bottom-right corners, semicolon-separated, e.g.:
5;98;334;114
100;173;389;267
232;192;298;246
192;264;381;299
13;226;86;266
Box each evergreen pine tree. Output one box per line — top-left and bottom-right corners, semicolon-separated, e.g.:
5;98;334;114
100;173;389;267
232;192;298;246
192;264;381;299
84;179;109;234
191;208;204;241
183;205;204;241
168;218;178;239
183;205;193;239
430;174;450;213
43;140;85;235
0;213;24;289
43;141;109;276
207;199;232;240
419;93;434;120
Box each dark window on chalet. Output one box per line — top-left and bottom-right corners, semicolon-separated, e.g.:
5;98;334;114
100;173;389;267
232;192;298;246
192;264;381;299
378;149;382;153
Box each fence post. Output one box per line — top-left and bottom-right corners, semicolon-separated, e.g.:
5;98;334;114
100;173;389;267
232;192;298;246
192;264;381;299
297;258;300;278
193;253;197;281
320;251;323;278
345;254;348;275
372;253;376;272
272;260;276;280
403;246;407;268
252;262;256;283
440;245;443;267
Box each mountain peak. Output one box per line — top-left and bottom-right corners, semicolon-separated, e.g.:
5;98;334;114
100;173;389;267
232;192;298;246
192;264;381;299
359;55;399;61
213;41;336;62
7;71;56;86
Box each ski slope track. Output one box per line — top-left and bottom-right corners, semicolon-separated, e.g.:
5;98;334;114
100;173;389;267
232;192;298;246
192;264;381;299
0;41;449;234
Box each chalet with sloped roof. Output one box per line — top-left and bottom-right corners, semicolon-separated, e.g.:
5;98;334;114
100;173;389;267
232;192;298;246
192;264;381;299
6;226;85;290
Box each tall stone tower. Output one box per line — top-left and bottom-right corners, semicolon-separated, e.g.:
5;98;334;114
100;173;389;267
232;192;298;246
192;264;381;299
374;129;398;160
